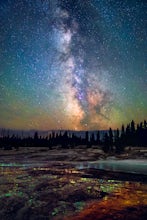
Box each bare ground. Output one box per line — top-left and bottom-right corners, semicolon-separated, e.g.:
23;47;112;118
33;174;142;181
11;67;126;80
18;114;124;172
0;147;147;219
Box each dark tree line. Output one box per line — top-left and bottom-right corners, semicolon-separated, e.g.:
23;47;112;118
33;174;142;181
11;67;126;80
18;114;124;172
103;120;147;153
0;120;146;153
0;130;101;150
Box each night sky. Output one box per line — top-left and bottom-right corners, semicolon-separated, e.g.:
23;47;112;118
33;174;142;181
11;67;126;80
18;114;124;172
0;0;146;131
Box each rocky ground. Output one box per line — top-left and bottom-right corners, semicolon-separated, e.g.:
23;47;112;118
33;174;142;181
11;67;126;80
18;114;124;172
0;147;147;219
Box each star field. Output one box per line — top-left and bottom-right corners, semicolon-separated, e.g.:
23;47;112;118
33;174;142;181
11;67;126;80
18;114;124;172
0;0;146;131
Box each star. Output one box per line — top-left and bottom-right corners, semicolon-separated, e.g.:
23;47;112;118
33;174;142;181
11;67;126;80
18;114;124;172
0;0;146;131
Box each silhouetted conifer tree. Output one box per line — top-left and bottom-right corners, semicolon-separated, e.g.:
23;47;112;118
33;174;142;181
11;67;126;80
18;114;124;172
34;132;38;140
115;128;124;153
144;120;147;129
103;133;109;153
96;130;100;145
120;124;125;147
109;128;113;152
90;133;95;146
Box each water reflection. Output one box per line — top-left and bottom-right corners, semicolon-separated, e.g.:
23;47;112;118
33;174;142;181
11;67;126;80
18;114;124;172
76;159;147;175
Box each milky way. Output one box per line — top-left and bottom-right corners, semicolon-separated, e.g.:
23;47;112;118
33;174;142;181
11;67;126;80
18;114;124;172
0;0;146;130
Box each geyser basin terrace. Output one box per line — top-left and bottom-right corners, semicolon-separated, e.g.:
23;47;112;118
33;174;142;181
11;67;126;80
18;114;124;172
0;147;147;219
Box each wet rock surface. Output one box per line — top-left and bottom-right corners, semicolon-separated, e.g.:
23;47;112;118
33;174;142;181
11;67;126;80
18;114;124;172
0;147;147;219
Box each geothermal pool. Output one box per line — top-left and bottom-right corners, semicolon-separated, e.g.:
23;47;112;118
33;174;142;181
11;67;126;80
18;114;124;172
76;159;147;175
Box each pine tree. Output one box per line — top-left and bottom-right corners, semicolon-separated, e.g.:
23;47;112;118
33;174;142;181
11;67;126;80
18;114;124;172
96;131;100;145
103;133;109;153
109;128;113;152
